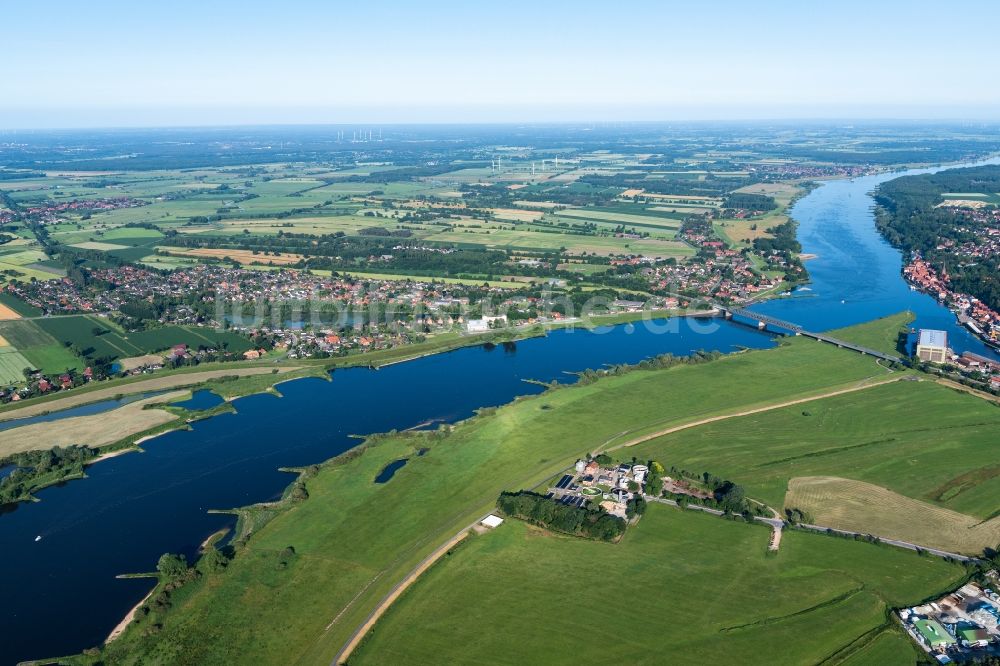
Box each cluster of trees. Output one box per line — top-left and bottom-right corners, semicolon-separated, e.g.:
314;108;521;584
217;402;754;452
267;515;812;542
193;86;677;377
701;473;748;513
0;445;97;504
645;460;665;496
0;170;45;181
723;193;777;211
753;220;801;255
784;507;814;524
358;226;412;238
658;467;767;518
497;490;626;541
625;494;647;519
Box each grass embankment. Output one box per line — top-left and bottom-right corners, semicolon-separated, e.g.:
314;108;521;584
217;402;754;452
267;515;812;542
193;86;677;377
354;507;956;665
824;311;914;357
91;335;889;664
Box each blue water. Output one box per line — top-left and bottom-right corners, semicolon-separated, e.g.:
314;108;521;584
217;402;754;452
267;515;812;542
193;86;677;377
0;392;167;434
0;318;774;664
751;158;1000;361
0;465;15;481
374;458;409;484
170;389;225;411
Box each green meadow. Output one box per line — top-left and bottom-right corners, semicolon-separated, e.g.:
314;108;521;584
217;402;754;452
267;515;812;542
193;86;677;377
354;507;955;665
626;378;1000;521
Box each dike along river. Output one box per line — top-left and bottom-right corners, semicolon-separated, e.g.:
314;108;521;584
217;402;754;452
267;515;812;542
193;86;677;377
2;159;999;664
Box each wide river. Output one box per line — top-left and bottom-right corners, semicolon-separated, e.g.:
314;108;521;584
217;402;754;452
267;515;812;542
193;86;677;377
2;159;998;664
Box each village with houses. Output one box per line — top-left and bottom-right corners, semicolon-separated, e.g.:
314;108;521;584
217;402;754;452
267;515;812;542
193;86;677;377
904;255;1000;353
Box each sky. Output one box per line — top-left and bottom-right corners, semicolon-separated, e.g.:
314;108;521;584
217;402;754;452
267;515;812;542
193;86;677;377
5;0;1000;128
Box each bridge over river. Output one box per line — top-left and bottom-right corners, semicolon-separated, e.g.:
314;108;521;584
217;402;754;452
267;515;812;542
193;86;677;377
715;306;903;363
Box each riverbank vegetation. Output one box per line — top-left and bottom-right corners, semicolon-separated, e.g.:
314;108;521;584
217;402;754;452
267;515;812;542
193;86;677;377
0;445;96;504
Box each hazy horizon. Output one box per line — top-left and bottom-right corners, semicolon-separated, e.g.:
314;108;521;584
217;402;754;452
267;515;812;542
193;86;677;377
6;0;1000;129
5;108;1000;132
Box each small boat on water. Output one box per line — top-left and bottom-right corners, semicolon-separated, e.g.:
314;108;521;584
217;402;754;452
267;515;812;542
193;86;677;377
34;535;42;542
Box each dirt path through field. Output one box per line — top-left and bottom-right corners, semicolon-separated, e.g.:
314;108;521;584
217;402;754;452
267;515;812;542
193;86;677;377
614;376;903;451
332;516;483;664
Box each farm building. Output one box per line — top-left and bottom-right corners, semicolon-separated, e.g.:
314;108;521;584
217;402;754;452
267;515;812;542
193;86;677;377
915;619;957;648
958;626;990;648
480;515;504;529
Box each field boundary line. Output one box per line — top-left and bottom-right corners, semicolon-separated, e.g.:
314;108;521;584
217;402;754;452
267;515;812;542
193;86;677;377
935;377;1000;404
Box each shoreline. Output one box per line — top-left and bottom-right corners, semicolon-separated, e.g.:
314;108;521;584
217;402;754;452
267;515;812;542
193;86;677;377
86;447;138;466
900;268;1000;355
105;586;156;644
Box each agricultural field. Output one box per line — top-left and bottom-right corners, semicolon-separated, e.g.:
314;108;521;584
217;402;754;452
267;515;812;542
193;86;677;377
353;507;956;665
0;151;811;291
157;246;306;265
0;246;62;283
553;207;685;228
0;345;34;384
627;379;1000;554
0;391;185;456
34;315;252;361
205;214;386;237
785;476;1000;554
0;319;81;376
940;192;1000;206
421;226;692;257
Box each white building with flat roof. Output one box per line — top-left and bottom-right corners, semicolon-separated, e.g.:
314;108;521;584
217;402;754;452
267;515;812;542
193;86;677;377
916;329;949;363
480;514;504;529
